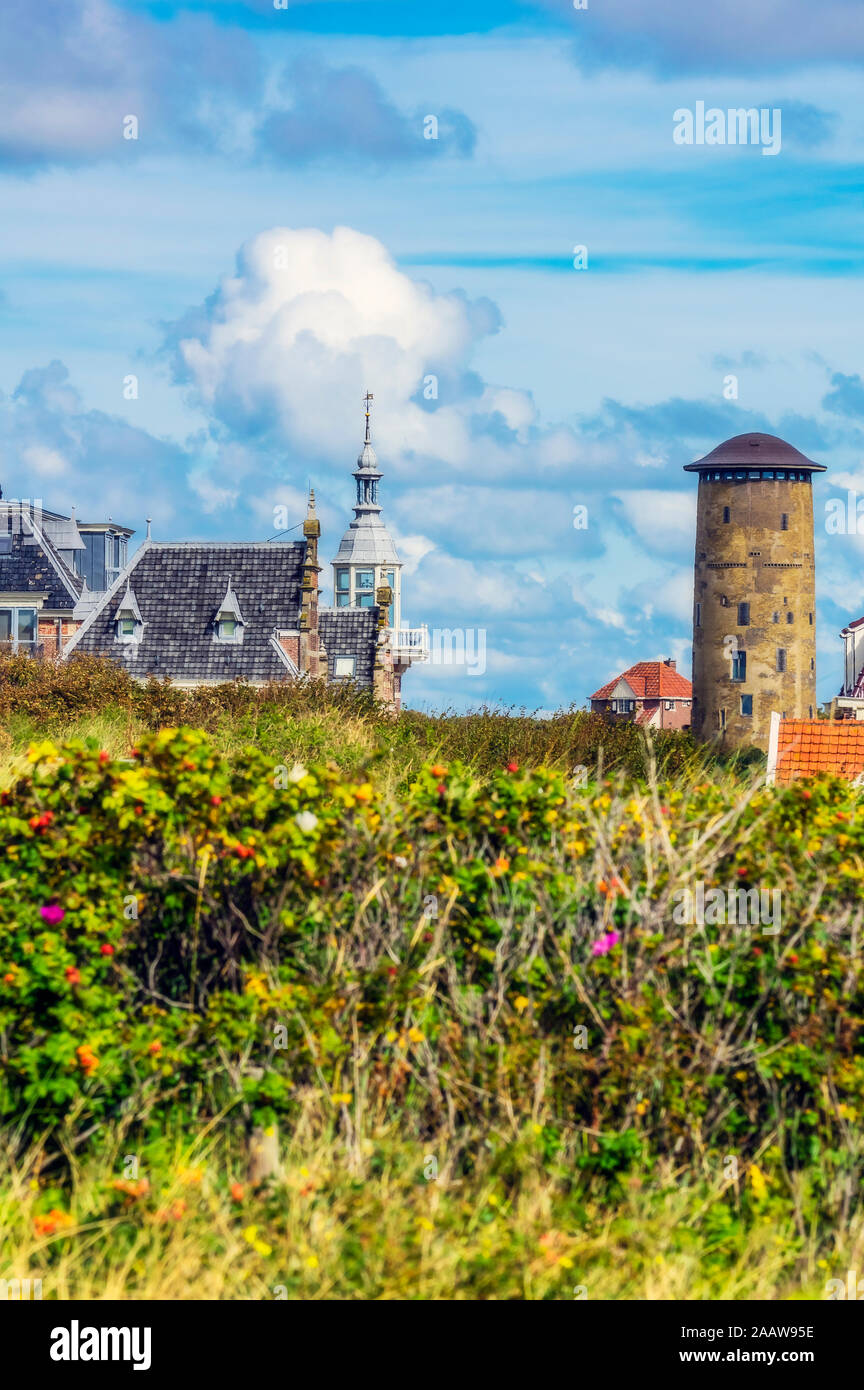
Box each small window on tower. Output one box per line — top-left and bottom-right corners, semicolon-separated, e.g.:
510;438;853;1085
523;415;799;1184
810;657;815;672
723;506;730;523
741;694;753;717
731;651;746;682
737;602;749;626
695;602;701;627
786;611;793;624
809;612;813;625
781;513;789;530
336;569;350;591
776;649;786;673
772;612;780;623
719;708;727;730
355;570;374;592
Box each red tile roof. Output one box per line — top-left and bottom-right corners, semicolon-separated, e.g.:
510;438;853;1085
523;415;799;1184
775;719;864;784
590;662;693;702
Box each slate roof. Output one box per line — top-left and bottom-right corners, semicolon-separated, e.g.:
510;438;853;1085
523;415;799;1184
67;542;309;683
773;720;864;784
320;608;379;688
0;504;83;609
591;662;692;702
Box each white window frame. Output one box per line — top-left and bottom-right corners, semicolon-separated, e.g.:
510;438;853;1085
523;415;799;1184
333;655;356;678
0;604;38;653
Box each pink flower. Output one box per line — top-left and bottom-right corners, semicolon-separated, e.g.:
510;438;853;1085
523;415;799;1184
591;930;620;957
40;904;65;926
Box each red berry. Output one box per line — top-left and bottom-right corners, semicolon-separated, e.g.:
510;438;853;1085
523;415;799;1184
210;795;222;806
506;762;519;773
436;783;446;795
100;944;115;956
387;967;397;978
65;967;81;985
99;751;110;765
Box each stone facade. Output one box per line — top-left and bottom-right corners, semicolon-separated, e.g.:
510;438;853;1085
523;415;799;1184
686;433;824;751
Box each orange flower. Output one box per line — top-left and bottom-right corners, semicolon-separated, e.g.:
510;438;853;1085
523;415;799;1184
76;1043;99;1075
33;1208;73;1237
230;1182;245;1202
492;855;510;875
148;1040;162;1055
429;764;448;778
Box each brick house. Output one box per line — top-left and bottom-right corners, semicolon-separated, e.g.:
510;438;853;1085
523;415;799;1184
589;659;693;730
0;497;133;656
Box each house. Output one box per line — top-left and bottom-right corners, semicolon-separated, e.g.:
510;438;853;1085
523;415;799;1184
62;396;428;708
0;495;133;656
589;659;693;729
832;615;864;719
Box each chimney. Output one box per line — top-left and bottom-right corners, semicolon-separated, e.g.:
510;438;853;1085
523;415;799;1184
664;657;676;670
299;489;322;677
372;584;395;707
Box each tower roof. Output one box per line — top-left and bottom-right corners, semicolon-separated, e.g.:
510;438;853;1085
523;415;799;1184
332;392;401;569
683;432;826;473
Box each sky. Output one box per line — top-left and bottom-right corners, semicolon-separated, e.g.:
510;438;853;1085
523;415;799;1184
2;0;864;711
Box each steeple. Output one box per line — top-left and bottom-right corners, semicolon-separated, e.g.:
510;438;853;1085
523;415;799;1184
353;390;383;516
331;391;402;631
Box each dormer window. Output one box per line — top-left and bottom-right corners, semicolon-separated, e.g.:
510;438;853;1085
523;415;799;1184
212;577;245;644
114;584;143;644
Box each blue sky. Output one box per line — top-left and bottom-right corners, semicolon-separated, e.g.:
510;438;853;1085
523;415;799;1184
3;0;864;710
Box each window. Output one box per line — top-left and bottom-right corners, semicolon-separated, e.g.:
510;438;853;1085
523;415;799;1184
335;592;350;608
334;656;355;678
772;612;780;623
665;700;674;710
611;699;635;714
786;611;793;624
809;705;813;718
720;595;729;607
0;531;10;555
357;592;375;608
719;708;727;730
810;657;815;672
737;602;750;626
218;618;237;640
335;569;350;592
120;618;135;636
355;570;374;592
723;506;730;523
0;606;37;653
741;694;753;717
731;651;746;682
695;602;701;627
776;471;786;480
809;612;813;625
776;649;786;673
781;513;789;531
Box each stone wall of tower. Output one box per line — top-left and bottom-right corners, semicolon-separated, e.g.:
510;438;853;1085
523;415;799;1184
691;476;817;750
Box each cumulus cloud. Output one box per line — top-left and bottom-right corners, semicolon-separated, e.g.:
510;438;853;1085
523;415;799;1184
535;0;864;73
258;57;476;164
0;360;191;531
0;2;475;170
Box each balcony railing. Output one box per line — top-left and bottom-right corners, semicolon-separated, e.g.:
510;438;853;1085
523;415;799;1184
384;625;429;664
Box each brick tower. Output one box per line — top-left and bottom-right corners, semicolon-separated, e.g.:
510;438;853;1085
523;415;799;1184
685;432;825;751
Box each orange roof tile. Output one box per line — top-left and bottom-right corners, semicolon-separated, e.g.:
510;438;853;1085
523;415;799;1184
775;719;864;783
591;661;692;702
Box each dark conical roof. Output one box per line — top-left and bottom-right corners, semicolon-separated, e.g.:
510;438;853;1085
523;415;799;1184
683;432;826;472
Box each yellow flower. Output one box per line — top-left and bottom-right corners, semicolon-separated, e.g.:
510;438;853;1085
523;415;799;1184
331;1092;353;1105
514;995;530;1013
306;1254;319;1268
748;1163;768;1200
408;1027;425;1044
416;1216;434;1231
635;1099;649;1116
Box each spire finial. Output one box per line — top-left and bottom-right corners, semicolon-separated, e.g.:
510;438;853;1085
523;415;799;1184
307;486;316;516
364;390;374;444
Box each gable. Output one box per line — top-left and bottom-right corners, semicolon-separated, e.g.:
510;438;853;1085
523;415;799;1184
0;509;82;610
